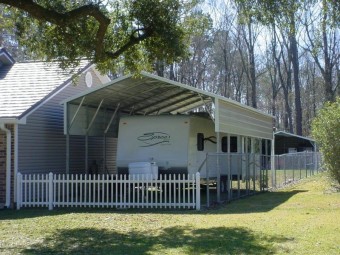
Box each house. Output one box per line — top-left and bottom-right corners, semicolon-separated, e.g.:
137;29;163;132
0;48;111;208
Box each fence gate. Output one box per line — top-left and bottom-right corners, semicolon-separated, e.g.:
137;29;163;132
203;153;270;206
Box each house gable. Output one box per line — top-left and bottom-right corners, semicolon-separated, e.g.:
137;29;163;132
17;67;111;173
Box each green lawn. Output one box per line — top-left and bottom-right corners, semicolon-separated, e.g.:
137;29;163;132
1;172;339;255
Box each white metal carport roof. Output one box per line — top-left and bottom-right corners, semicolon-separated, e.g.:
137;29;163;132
63;72;274;140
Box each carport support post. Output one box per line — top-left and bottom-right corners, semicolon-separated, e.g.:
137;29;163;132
251;138;255;194
104;133;106;173
227;134;231;201
271;137;275;188
216;132;221;203
264;139;268;191
66;132;70;174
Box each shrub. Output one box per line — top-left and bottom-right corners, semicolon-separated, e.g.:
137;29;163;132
312;97;340;184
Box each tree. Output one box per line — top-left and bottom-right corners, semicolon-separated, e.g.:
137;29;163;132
235;0;304;134
235;1;261;108
302;0;339;102
0;0;192;73
312;97;340;184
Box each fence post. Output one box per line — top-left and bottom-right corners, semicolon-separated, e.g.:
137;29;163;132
16;173;22;210
271;138;275;189
48;172;53;210
195;172;200;211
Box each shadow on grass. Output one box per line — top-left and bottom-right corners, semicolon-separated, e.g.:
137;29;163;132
19;226;289;255
0;190;307;220
202;190;308;214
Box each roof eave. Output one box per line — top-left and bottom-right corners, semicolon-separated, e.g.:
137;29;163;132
0;117;26;124
274;131;315;142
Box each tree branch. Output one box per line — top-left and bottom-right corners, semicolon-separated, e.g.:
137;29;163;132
105;29;154;59
0;0;111;60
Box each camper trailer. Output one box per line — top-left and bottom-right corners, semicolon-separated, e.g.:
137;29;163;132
116;114;217;178
115;113;259;182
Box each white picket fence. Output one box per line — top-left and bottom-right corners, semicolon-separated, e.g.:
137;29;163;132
16;173;201;210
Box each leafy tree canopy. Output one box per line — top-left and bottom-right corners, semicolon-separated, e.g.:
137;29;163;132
312;97;340;184
0;0;197;73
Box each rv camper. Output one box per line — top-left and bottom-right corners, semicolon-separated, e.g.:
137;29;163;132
116;113;252;180
116;114;217;178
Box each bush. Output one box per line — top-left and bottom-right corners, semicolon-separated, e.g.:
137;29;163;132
312;97;340;184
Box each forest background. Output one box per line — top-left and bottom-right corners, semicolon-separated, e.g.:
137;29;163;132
1;0;339;137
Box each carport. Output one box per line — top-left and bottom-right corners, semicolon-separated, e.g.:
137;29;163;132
274;131;316;155
62;71;274;174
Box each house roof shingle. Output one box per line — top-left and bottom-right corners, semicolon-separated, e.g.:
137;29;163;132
0;61;90;119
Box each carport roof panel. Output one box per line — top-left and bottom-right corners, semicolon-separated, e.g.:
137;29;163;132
63;72;273;118
64;72;214;115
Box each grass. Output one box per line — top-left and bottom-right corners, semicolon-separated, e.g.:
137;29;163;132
0;172;339;255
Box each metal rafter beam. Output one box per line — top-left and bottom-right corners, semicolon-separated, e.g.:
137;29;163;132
122;83;163;102
104;103;120;134
122;86;180;112
86;99;104;133
133;89;190;113
146;94;199;115
68;96;85;131
167;98;210;114
198;94;214;122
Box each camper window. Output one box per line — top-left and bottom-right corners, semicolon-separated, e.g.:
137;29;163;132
221;136;238;152
221;136;228;152
230;136;238;152
197;133;204;151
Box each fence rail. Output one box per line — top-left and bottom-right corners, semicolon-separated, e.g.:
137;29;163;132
204;152;322;206
17;173;200;210
272;152;322;188
204;153;270;206
16;152;322;210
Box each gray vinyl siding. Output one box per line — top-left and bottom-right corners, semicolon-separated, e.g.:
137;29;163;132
18;69;117;174
69;136;117;174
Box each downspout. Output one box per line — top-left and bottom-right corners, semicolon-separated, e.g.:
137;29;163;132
13;124;18;202
0;124;11;208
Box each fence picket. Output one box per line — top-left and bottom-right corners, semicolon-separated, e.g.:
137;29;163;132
16;172;200;210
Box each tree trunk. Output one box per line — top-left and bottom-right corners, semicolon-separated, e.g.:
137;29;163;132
169;63;175;81
289;15;302;135
321;1;335;102
155;60;164;77
248;21;257;108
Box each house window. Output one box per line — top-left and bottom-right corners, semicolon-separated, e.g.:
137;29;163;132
85;72;93;88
